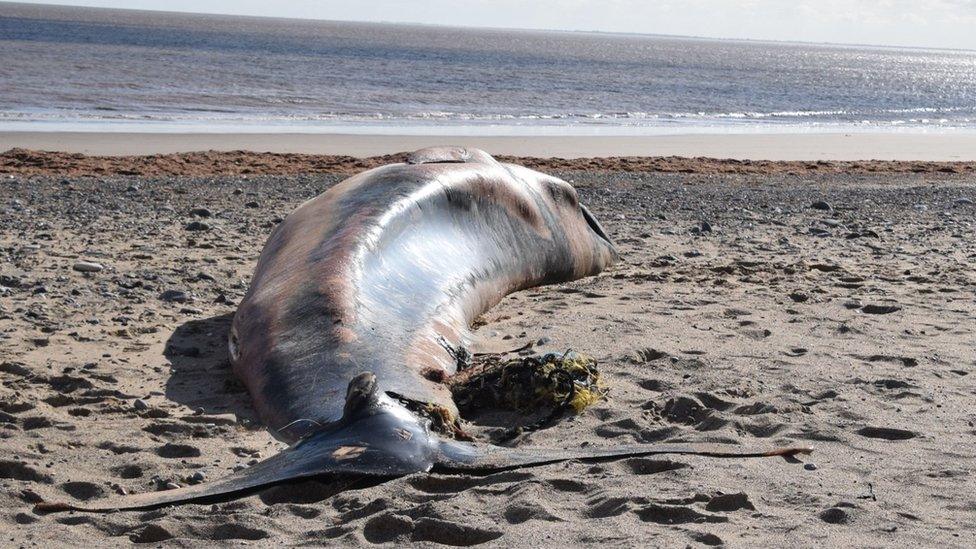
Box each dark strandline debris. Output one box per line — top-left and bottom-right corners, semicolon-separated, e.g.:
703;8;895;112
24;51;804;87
453;351;607;415
450;351;608;441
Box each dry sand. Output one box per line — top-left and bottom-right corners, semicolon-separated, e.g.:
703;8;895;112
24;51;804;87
4;131;976;160
1;154;975;546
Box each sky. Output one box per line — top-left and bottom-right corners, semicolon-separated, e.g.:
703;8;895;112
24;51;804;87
11;0;976;50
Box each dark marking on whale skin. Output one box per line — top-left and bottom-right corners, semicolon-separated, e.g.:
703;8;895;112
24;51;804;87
36;148;811;513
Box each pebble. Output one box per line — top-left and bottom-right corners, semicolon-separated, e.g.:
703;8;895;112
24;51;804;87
804;463;818;471
861;303;901;315
188;471;206;484
185;221;211;231
857;426;917;440
789;291;809;303
159;289;190;303
133;398;149;411
72;261;104;273
190;207;212;217
819;507;851;524
536;336;552;346
954;198;973;207
244;201;260;208
810;200;832;211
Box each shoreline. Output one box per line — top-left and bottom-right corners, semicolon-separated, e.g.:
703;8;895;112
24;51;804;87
4;131;976;161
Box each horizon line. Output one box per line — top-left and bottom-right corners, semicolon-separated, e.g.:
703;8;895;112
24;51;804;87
3;0;975;54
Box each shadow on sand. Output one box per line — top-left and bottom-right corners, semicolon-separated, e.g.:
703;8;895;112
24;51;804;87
160;312;395;505
163;312;261;427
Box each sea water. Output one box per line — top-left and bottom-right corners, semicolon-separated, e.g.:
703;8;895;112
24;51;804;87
2;2;975;134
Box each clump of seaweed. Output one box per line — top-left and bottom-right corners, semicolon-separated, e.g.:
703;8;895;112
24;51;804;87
451;350;607;440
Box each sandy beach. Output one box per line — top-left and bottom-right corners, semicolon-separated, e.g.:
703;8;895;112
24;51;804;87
1;146;974;546
4;0;976;544
4;131;976;160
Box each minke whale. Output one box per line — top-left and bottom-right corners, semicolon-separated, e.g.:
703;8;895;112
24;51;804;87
39;147;810;512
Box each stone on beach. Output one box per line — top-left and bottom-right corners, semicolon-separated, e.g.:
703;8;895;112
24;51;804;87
72;261;104;273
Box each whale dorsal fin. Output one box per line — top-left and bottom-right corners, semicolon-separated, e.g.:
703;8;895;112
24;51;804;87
343;371;380;418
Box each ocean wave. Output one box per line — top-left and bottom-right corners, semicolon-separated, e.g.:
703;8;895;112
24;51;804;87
0;107;973;128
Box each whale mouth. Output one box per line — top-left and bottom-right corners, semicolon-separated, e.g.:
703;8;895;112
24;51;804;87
580;204;616;251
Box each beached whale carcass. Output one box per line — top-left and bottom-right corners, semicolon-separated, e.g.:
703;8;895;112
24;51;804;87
41;147;809;511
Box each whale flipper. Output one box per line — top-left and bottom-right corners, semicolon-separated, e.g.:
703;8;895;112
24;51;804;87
436;440;812;472
35;374;438;512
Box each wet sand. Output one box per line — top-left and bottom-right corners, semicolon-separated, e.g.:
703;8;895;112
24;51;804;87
1;156;975;546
